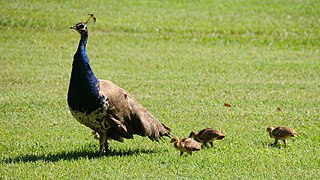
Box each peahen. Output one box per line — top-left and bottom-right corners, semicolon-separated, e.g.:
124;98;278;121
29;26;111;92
68;14;171;156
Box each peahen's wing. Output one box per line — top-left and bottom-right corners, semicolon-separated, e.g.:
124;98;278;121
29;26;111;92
99;79;171;141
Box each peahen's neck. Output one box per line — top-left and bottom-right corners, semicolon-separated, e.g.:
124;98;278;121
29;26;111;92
73;33;91;70
77;33;88;55
68;32;103;112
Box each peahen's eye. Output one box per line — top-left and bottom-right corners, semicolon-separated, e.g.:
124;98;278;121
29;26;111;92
78;24;84;28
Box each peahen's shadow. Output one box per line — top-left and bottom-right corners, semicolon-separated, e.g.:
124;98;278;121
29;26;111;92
2;147;159;164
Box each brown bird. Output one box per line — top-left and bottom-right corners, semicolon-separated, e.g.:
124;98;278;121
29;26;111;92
189;128;225;147
267;126;297;147
68;14;171;156
170;137;201;156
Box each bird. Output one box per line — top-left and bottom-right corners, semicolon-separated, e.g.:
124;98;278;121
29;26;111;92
189;128;225;147
68;14;171;156
170;137;201;156
267;126;297;147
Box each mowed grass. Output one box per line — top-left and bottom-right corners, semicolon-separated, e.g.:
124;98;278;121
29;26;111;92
0;0;319;179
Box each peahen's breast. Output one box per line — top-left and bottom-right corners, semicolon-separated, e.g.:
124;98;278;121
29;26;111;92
69;99;110;132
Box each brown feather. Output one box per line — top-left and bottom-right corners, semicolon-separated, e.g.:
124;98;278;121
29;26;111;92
99;80;171;141
267;126;297;139
267;126;297;147
182;138;201;151
189;128;225;147
171;137;201;156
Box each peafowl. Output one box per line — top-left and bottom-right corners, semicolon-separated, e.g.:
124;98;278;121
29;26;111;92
267;126;297;147
68;14;171;156
189;128;225;148
170;137;201;156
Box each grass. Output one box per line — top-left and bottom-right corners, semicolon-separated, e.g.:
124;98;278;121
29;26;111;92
0;0;319;179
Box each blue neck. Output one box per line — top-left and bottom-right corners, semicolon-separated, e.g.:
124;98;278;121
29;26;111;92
68;33;103;112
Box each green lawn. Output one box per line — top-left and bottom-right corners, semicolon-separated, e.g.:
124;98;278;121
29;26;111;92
1;0;319;179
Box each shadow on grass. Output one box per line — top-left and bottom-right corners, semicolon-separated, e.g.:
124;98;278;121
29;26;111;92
2;147;160;164
262;140;284;149
267;143;284;149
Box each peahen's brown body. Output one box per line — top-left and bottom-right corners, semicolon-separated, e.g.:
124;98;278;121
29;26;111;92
97;79;171;143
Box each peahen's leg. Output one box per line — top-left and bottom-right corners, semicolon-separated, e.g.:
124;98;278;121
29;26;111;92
104;140;110;155
99;133;107;157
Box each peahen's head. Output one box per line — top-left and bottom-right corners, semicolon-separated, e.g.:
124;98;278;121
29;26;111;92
70;14;96;35
70;22;88;34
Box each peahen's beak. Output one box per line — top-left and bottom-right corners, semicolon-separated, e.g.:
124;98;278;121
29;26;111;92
70;25;76;29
